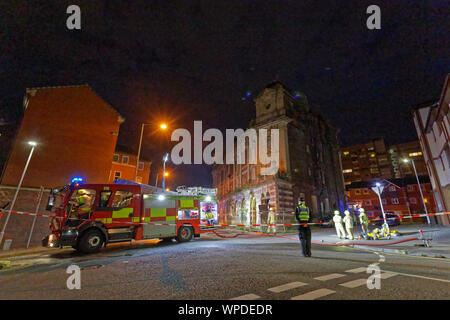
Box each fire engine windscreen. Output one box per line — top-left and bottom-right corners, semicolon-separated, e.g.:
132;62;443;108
67;189;96;221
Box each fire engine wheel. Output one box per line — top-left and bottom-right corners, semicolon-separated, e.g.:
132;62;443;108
177;226;193;243
77;229;104;253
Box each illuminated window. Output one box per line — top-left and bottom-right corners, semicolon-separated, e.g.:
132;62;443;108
343;169;352;173
114;171;121;179
370;153;376;158
343;151;349;156
408;152;422;157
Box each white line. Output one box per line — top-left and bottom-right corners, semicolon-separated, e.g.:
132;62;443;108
314;273;346;281
229;293;260;300
390;271;450;283
268;281;307;293
345;267;367;273
339;278;367;288
380;272;397;279
291;288;336;300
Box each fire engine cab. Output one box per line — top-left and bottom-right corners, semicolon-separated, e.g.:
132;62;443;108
42;178;218;253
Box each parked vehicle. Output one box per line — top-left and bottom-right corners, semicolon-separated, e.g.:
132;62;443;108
42;179;217;253
373;213;401;227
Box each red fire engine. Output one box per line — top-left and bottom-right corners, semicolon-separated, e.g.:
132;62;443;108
42;179;218;253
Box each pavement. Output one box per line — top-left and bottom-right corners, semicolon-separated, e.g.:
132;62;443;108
307;223;450;259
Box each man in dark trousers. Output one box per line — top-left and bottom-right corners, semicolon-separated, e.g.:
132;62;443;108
295;197;312;257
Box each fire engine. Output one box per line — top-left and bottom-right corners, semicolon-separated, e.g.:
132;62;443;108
42;178;218;253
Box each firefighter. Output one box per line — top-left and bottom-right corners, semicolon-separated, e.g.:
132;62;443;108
343;210;354;240
72;190;92;219
267;207;277;234
333;210;345;239
359;208;369;236
295;197;312;257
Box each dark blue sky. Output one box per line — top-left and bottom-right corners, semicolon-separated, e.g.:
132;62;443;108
0;0;449;187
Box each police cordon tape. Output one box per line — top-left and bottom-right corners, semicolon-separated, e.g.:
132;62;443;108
0;209;449;228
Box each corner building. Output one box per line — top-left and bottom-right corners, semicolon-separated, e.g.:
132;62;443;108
212;81;346;226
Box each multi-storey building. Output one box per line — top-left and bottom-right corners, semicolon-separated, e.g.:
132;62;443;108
388;140;427;178
413;74;450;225
341;138;394;185
212;81;346;225
109;146;152;185
346;177;436;224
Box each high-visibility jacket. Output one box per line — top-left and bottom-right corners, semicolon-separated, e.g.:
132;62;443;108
295;205;310;222
75;196;91;212
359;213;369;225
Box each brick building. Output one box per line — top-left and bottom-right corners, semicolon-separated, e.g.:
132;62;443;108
341;138;394;185
388;140;427;178
0;85;124;188
0;85;124;248
212;81;346;225
109;146;152;185
413;74;450;225
346;176;436;223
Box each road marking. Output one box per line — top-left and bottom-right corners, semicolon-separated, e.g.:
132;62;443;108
345;267;367;273
268;281;307;293
291;288;336;300
339;278;367;288
314;273;346;281
229;294;260;300
380;272;397;279
393;272;450;283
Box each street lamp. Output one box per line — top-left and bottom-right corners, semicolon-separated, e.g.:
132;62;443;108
371;182;390;236
402;158;431;225
0;141;37;246
162;153;169;190
134;123;167;182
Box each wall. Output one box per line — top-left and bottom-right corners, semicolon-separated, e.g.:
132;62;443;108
1;85;122;188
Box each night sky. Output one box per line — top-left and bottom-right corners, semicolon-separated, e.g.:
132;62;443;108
0;0;449;187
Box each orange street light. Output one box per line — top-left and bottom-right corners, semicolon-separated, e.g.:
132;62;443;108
164;172;169;177
135;122;168;182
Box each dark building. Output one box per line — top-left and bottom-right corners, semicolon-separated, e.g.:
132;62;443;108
212;81;346;226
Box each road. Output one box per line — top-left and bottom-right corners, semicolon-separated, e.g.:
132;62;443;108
0;230;449;300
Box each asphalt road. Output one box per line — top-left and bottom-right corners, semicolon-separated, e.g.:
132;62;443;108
0;231;449;300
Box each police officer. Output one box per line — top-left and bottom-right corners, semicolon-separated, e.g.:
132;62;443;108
295;197;312;257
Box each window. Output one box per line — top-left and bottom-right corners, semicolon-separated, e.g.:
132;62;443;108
343;151;349;156
365;200;372;206
389;186;396;192
112;191;134;208
136;176;142;183
99;190;112;207
408;152;422;157
392;198;399;204
114;171;121;179
382;199;387;205
367;211;374;217
113;154;119;162
343;169;352;173
407;185;414;192
355;189;361;194
363;189;369;194
68;189;96;219
409;197;417;204
122;156;129;164
138;161;144;170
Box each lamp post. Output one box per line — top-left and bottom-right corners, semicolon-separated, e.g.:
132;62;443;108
162;153;169;190
372;182;388;228
0;141;37;246
134;123;167;182
403;158;431;225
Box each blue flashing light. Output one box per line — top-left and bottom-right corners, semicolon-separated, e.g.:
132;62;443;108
71;177;84;184
246;91;251;97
